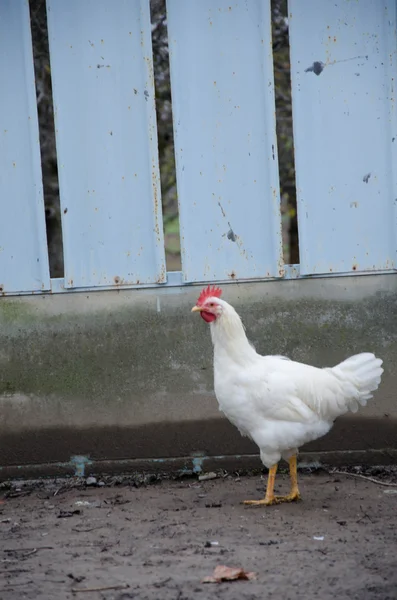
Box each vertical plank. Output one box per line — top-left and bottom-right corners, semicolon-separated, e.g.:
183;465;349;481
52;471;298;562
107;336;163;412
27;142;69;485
167;0;283;283
289;0;397;275
46;0;166;288
0;0;50;294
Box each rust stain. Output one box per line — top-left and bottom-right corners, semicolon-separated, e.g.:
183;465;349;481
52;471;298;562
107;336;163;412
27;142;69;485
152;162;161;239
63;208;68;214
156;262;166;284
144;55;155;91
352;264;357;271
228;271;236;279
114;276;121;285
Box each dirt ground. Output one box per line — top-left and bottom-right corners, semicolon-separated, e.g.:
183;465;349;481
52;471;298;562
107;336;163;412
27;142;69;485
1;468;397;600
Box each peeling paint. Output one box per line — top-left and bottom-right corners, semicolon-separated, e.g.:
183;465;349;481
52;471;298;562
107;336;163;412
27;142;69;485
305;61;325;75
191;454;205;473
70;455;92;477
227;229;237;242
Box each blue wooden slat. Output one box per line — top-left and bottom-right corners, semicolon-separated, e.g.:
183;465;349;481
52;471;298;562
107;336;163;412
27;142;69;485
289;0;397;275
46;0;166;288
166;0;283;283
0;0;50;294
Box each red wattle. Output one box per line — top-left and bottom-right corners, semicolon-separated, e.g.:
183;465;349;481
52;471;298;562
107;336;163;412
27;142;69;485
200;311;216;323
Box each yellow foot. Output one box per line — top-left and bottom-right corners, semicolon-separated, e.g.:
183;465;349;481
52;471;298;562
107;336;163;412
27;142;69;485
243;490;301;507
274;490;301;503
243;496;281;507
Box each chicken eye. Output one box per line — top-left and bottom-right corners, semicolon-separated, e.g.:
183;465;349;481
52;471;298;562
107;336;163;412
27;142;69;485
209;303;214;307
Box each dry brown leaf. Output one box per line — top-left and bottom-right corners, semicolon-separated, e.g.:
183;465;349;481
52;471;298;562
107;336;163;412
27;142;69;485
202;565;256;584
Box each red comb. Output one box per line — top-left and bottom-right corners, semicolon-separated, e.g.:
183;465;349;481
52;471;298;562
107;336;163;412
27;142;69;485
196;285;222;306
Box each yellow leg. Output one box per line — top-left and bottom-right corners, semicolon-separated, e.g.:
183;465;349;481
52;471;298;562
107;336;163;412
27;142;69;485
274;455;301;503
243;464;278;506
289;455;301;499
243;455;301;507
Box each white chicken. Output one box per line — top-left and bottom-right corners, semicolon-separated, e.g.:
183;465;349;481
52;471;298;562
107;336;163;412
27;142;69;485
191;285;384;506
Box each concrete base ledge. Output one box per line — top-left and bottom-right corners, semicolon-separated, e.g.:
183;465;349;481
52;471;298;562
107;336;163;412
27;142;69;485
1;449;396;481
1;416;396;480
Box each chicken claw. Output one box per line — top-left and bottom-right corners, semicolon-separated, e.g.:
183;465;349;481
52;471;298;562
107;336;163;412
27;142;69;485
242;464;278;507
274;490;302;503
243;457;301;507
243;498;279;506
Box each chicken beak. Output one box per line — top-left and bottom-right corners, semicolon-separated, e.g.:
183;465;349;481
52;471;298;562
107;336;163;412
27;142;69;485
191;305;202;313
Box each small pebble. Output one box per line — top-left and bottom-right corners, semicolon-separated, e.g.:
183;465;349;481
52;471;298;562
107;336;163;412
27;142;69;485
198;472;217;481
86;476;97;486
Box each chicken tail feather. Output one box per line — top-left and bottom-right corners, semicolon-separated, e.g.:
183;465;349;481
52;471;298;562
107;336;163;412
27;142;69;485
328;352;384;414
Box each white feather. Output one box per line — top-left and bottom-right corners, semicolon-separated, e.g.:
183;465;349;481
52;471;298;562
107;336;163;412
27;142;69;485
208;298;384;468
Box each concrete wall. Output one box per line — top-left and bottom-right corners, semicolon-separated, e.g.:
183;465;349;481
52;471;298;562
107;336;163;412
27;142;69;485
0;274;396;478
